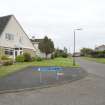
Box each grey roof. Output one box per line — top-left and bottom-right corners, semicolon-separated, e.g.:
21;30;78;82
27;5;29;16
0;15;12;35
95;45;105;49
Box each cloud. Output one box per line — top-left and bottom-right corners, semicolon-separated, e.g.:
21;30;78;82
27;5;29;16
0;0;105;52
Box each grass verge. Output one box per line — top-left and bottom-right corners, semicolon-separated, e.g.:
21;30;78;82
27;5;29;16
83;57;105;63
0;57;79;77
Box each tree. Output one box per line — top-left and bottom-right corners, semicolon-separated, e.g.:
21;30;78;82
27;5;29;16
38;36;54;59
63;47;68;54
54;48;68;58
80;48;93;56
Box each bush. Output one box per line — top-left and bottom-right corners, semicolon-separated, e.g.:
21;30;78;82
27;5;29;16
1;55;9;60
2;59;13;66
36;57;43;61
0;54;1;59
23;53;32;62
91;50;105;58
51;54;55;59
16;55;25;62
31;57;36;61
62;53;68;58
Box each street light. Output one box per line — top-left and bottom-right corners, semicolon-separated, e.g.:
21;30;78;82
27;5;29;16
73;28;82;66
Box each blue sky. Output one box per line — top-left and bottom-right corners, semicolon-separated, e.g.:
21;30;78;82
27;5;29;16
0;0;105;52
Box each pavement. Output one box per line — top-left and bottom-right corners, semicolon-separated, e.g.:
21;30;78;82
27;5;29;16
76;57;105;78
0;58;105;105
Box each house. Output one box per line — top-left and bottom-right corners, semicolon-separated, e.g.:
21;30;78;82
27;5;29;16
30;37;51;58
95;45;105;51
73;52;81;57
0;15;35;59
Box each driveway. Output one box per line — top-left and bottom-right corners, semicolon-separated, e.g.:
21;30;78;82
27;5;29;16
0;67;86;91
76;57;105;78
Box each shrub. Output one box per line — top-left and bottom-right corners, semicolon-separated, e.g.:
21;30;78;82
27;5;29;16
51;54;55;59
1;55;9;60
31;57;36;61
91;51;105;58
16;55;25;62
0;57;1;60
54;52;58;57
62;53;68;58
2;59;13;66
36;57;43;61
23;53;32;62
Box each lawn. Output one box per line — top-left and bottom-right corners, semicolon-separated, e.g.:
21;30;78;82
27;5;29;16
0;57;79;77
83;57;105;63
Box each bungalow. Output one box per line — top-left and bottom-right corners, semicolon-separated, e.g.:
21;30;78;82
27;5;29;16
0;15;35;59
95;45;105;51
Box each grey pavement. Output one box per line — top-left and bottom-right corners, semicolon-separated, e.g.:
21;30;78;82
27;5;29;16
0;58;105;105
76;57;105;78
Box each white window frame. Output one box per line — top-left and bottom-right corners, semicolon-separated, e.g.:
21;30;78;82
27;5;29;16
5;33;14;40
5;48;14;55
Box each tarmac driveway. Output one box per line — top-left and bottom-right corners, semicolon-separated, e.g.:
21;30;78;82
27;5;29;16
0;66;87;91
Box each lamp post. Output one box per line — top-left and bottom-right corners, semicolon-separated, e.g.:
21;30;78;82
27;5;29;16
73;28;82;66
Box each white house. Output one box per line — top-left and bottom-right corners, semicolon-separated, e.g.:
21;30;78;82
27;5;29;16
95;45;105;51
30;38;51;58
0;15;36;59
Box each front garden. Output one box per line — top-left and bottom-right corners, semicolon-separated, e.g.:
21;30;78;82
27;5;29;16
0;36;80;77
0;57;79;77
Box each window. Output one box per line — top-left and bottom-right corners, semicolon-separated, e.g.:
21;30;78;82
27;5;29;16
5;49;9;55
15;48;19;50
10;49;14;55
5;33;14;40
5;48;14;55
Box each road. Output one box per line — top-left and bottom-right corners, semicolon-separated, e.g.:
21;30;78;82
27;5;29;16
0;58;105;105
76;57;105;78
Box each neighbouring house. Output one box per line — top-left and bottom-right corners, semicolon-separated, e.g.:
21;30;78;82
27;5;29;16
0;15;36;59
95;45;105;51
30;37;51;58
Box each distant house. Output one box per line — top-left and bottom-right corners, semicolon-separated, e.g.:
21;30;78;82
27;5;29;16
95;45;105;51
0;15;35;59
73;52;81;57
30;38;51;58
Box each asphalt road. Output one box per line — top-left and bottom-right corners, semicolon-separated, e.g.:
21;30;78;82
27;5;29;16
0;59;105;105
0;74;105;105
76;57;105;78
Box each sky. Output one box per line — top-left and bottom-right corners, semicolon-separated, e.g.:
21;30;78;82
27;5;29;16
0;0;105;52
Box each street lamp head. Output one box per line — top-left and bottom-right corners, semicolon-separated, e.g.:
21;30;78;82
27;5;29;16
75;28;83;31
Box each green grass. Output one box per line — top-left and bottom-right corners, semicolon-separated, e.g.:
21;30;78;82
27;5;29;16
83;57;105;63
0;57;79;77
